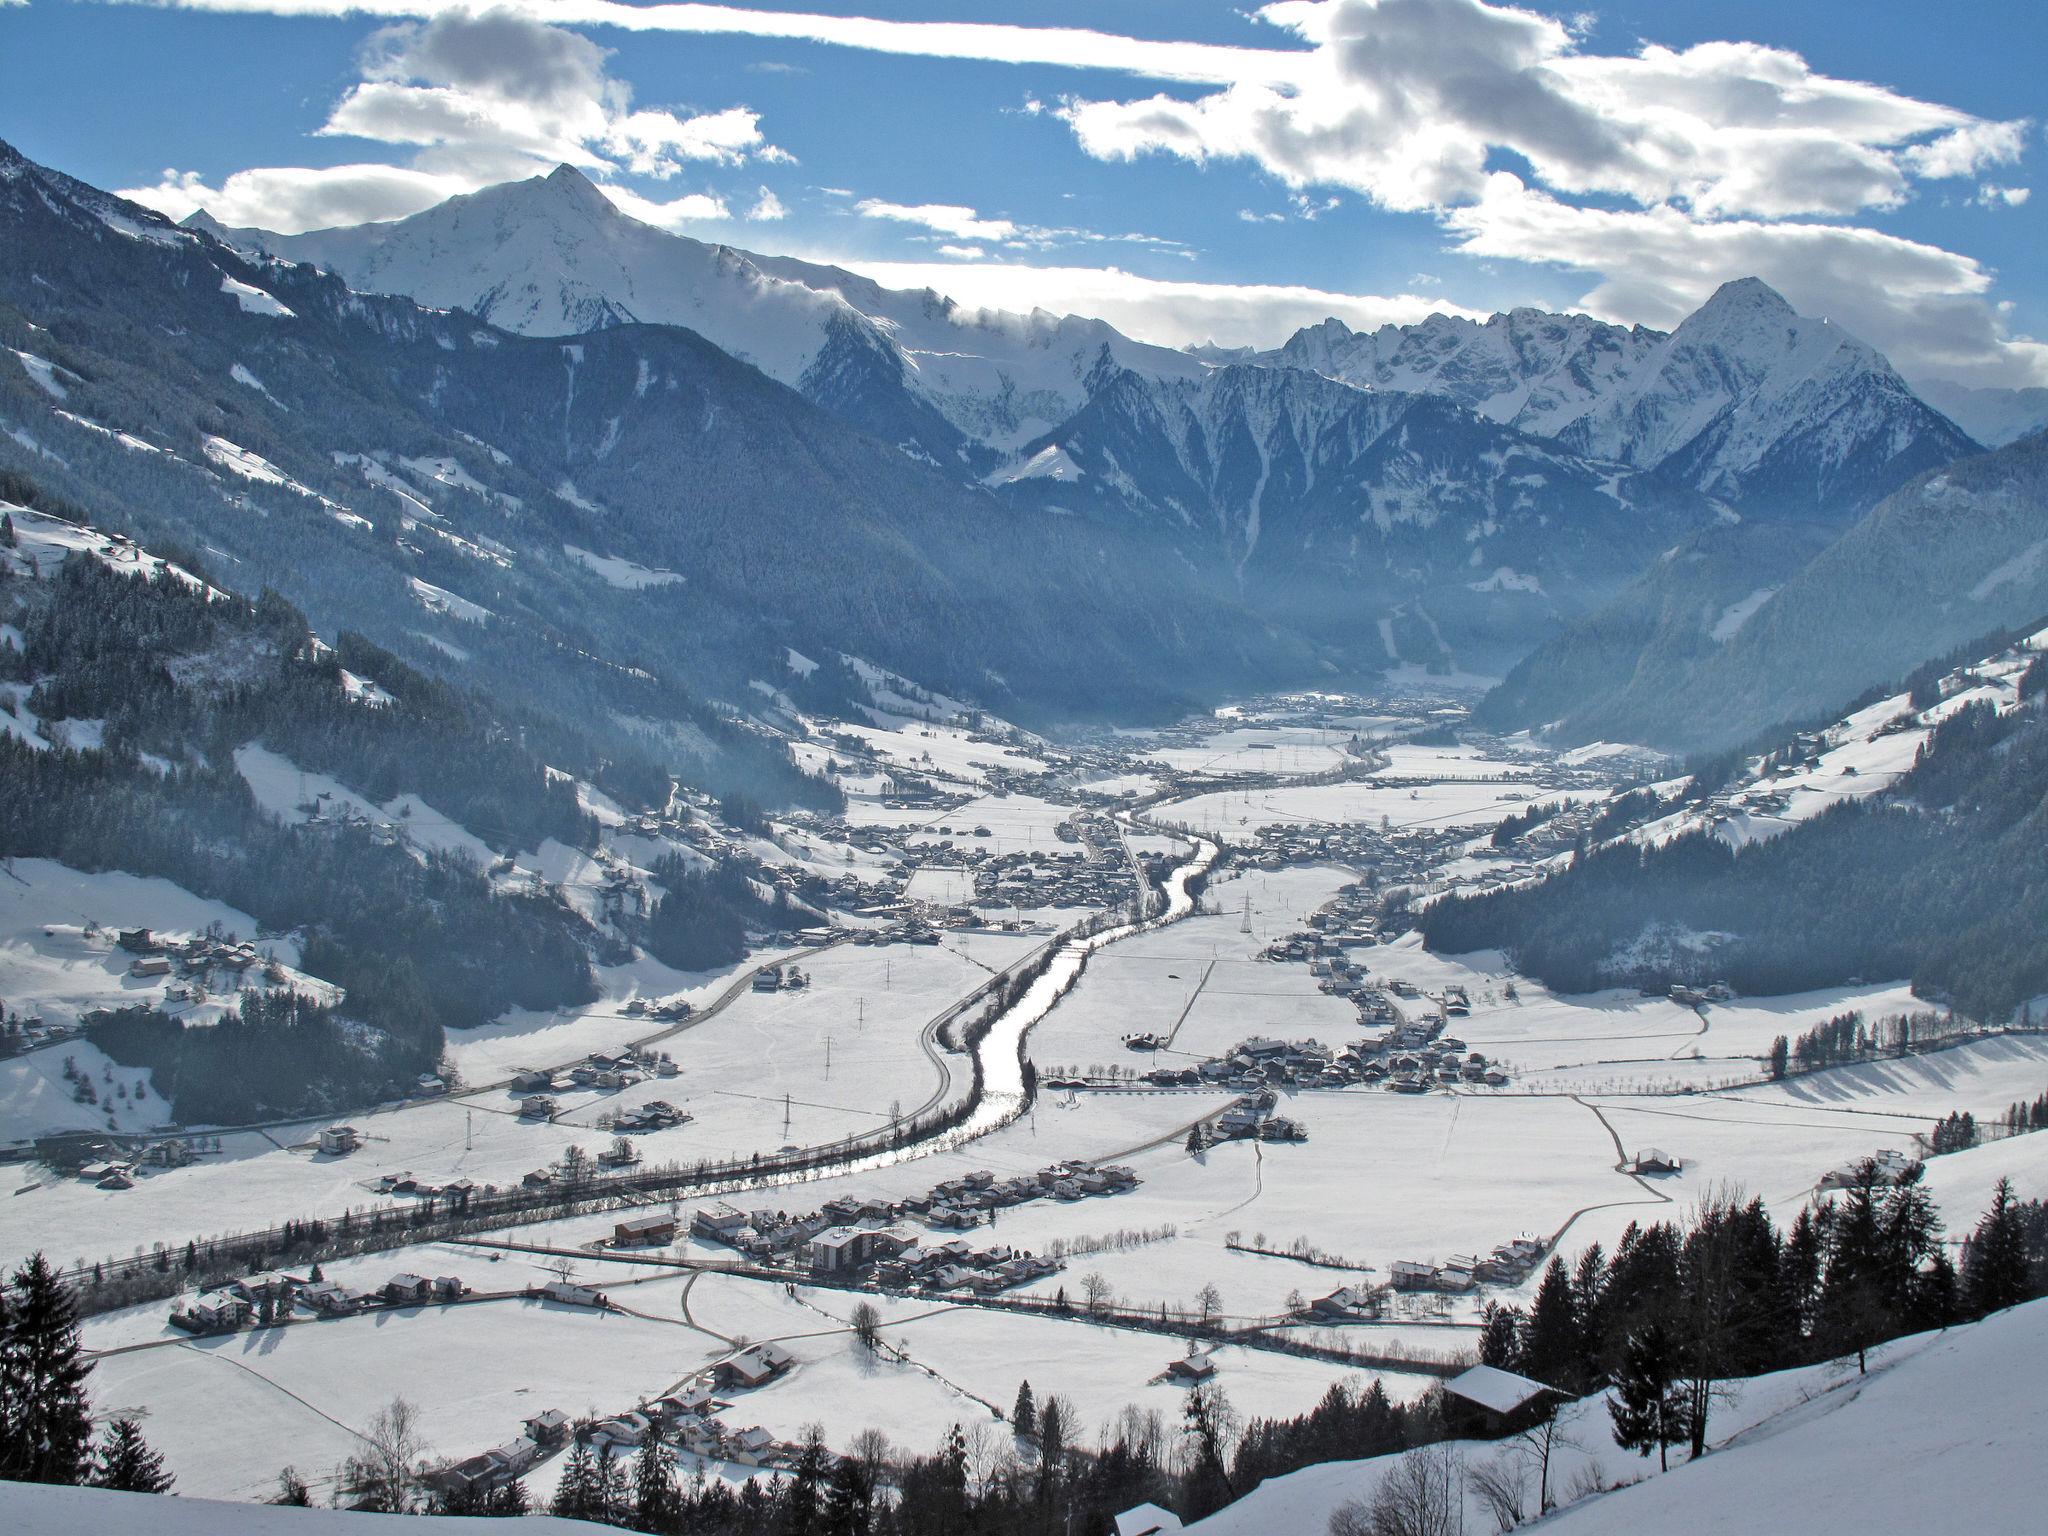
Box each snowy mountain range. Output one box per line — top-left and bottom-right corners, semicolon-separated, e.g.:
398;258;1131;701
193;166;1207;470
1253;278;1977;518
202;166;1974;531
4;139;2015;715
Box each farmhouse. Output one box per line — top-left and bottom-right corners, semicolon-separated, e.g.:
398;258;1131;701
614;1213;678;1247
717;1342;794;1390
316;1124;360;1155
534;1280;607;1308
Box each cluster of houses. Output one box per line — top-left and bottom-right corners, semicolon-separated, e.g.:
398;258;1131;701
1165;1033;1506;1097
511;1047;679;1102
424;1411;564;1505
112;925;267;987
688;1163;1139;1287
1385;1236;1549;1295
170;1268;471;1333
579;1344;798;1470
1205;1090;1308;1144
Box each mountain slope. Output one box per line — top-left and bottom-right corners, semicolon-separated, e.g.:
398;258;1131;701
1261;279;1978;520
198;166;1208;466
0;139;1325;745
1003;360;1721;671
1480;430;2048;750
1432;624;2048;1018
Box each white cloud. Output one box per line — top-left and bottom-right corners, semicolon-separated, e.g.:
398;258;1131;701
857;199;1018;242
746;186;788;221
809;256;1486;349
121;0;1307;85
120;163;475;229
1050;0;2041;383
1060;0;2024;220
597;185;730;229
1444;174;2048;386
122;7;781;229
1975;184;2030;209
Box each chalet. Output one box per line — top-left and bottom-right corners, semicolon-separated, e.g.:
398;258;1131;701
1309;1286;1374;1320
692;1207;748;1243
1114;1503;1185;1536
535;1280;607;1309
171;1290;251;1334
727;1425;778;1465
591;1411;654;1449
1445;1364;1558;1434
317;1124;361;1155
1388;1260;1439;1291
1627;1148;1683;1175
128;956;172;978
614;1214;678;1247
432;1276;467;1300
518;1096;557;1121
522;1409;572;1447
717;1343;794;1389
227;1273;301;1309
1164;1352;1217;1384
509;1070;554;1094
382;1274;434;1305
299;1281;367;1316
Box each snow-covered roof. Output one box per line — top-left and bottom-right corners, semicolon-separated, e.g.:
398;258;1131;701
1446;1363;1554;1416
1115;1503;1186;1536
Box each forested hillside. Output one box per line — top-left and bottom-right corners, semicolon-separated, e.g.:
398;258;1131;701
1480;431;2048;752
1427;641;2048;1020
0;139;1333;750
0;527;619;1119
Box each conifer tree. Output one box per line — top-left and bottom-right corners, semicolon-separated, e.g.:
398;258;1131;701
1520;1256;1586;1391
1608;1322;1691;1471
91;1419;174;1493
633;1421;676;1531
550;1439;596;1519
1963;1177;2031;1315
823;1451;874;1536
0;1253;97;1484
593;1444;628;1525
1011;1380;1036;1438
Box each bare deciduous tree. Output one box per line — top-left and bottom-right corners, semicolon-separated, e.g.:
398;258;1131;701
1329;1443;1465;1536
850;1300;883;1353
334;1397;427;1513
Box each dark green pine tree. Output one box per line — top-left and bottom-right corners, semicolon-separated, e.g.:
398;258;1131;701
91;1419;173;1493
1476;1302;1521;1369
1607;1322;1692;1471
783;1429;828;1536
1011;1380;1036;1438
633;1423;677;1531
1964;1177;2032;1315
1520;1256;1586;1391
823;1451;874;1536
0;1253;97;1484
592;1445;628;1525
550;1439;597;1519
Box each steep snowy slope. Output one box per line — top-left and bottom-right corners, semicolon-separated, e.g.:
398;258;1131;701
1186;1299;2048;1536
1003;359;1719;671
199;165;1207;464
1262;279;1976;519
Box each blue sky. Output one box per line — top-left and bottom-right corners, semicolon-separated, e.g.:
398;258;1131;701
3;0;2042;384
